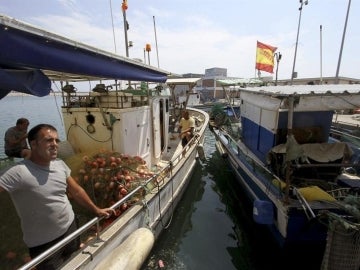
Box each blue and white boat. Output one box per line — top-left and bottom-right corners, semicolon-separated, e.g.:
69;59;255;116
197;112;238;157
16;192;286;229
0;14;209;270
211;81;360;267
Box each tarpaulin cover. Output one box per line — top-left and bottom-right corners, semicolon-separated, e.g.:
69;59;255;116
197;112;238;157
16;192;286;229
0;68;51;99
0;15;169;98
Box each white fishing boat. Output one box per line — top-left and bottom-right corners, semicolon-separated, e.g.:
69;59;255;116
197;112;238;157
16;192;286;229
166;77;202;108
210;81;360;269
0;14;209;270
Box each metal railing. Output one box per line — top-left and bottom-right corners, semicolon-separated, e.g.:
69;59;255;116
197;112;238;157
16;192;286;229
18;127;204;270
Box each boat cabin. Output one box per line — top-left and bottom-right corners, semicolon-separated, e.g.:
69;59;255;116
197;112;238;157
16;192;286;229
239;85;360;181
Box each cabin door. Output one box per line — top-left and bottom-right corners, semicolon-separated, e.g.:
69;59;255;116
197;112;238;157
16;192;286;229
152;98;169;161
116;108;151;163
152;99;161;160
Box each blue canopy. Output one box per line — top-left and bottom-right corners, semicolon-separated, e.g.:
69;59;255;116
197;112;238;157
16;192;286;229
0;15;169;99
0;69;51;99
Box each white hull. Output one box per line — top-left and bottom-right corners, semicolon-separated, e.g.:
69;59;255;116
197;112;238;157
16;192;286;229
62;131;203;269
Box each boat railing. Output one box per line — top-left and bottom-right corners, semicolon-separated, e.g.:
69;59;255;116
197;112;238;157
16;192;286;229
333;114;360;129
61;91;149;109
330;127;360;148
18;124;205;270
169;120;205;166
15;106;207;269
218;127;283;192
18;161;173;270
293;187;316;219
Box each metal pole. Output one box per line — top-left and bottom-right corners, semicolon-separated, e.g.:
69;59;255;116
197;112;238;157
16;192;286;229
320;25;323;84
109;0;117;53
153;16;160;68
335;0;351;84
122;1;131;88
122;9;129;57
275;52;281;86
290;1;308;85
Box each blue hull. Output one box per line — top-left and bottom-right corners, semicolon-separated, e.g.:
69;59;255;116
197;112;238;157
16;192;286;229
214;131;329;247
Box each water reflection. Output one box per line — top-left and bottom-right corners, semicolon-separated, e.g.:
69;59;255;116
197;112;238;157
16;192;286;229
142;130;246;270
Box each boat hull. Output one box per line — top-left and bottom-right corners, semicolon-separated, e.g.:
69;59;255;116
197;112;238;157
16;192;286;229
212;129;329;247
62;116;206;269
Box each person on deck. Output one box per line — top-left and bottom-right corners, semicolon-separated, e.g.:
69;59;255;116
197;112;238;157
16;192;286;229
179;110;195;148
0;123;115;270
4;118;31;159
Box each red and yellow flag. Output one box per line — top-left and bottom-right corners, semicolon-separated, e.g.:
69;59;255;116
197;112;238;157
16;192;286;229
255;41;277;74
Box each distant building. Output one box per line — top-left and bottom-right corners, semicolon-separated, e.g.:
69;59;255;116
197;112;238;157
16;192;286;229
198;68;228;100
176;67;360;103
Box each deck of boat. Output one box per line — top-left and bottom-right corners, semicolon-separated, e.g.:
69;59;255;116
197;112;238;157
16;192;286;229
161;134;183;161
162;109;207;162
333;113;360;129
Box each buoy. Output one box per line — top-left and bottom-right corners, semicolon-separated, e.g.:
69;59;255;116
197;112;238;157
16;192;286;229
197;144;206;161
215;141;228;158
253;200;274;225
158;260;165;268
94;228;154;270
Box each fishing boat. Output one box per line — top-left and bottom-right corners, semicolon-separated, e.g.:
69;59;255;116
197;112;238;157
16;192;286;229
0;14;209;270
332;112;360;138
210;80;360;268
166;77;201;107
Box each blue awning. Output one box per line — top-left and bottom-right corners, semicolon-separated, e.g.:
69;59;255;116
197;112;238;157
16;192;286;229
0;68;51;99
0;15;169;98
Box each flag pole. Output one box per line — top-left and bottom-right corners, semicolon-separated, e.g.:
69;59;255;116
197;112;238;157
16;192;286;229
254;41;258;78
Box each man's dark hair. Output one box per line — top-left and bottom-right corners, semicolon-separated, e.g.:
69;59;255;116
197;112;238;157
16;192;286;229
28;124;57;142
16;118;29;126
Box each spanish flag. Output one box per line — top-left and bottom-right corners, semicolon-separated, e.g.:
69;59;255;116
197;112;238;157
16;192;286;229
255;41;277;74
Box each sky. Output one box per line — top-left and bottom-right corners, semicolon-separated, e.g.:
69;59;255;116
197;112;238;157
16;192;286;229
0;0;359;80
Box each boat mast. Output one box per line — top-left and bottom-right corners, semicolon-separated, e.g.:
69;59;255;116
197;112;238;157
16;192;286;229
153;16;160;68
335;0;352;84
122;0;129;58
290;0;308;85
320;25;323;84
122;0;132;89
109;0;117;53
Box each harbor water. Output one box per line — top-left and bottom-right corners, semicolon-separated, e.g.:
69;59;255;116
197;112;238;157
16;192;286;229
0;95;323;269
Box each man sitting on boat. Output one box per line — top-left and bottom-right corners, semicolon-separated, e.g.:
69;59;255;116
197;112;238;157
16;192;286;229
4;118;31;159
179;110;195;149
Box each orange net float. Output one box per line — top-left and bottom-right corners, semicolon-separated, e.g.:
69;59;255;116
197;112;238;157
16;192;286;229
122;0;128;11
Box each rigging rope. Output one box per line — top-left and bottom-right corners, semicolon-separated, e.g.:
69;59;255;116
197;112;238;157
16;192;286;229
109;0;117;53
